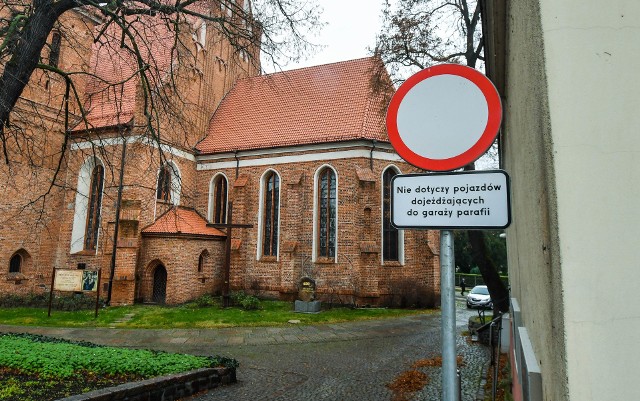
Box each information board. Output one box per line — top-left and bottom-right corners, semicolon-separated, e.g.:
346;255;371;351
53;269;83;292
53;269;99;292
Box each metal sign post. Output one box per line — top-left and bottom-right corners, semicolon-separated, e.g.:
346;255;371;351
440;230;457;400
385;64;505;401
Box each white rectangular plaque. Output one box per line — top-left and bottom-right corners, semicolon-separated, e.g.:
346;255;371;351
392;170;511;229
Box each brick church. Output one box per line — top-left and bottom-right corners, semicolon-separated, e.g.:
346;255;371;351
0;1;440;306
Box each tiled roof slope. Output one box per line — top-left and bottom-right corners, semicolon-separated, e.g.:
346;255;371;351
196;57;393;154
142;207;225;237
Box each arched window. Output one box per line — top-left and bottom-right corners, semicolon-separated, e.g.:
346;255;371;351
221;0;234;17
317;167;337;259
49;31;61;68
71;157;104;253
196;21;206;49
209;174;228;224
198;250;209;273
9;254;22;273
157;165;172;202
241;0;253;32
383;168;399;262
84;164;104;251
261;171;280;257
156;162;181;205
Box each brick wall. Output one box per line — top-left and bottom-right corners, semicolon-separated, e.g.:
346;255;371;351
195;147;441;306
138;236;225;304
0;3;257;304
0;5;440;307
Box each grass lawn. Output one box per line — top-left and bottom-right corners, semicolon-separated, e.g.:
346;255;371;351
0;299;435;329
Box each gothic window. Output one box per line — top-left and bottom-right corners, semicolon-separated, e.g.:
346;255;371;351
383;168;399;262
157;165;171;202
317;167;337;259
209;174;228;224
198;250;209;273
262;171;280;257
239;49;249;63
242;0;252;32
196;21;206;49
156;162;181;205
9;254;21;273
221;0;234;17
71;157;104;254
84;165;104;251
49;31;61;68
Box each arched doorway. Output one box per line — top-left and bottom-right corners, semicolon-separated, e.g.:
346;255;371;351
152;265;167;304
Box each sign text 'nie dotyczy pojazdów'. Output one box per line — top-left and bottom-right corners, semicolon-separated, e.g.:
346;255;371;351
391;170;511;229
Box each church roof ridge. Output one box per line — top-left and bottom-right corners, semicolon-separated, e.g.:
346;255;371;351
196;57;394;155
257;56;379;79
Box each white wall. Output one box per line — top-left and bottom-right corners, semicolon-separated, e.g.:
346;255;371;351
540;1;640;399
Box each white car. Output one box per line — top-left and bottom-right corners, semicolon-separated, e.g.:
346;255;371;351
466;285;493;309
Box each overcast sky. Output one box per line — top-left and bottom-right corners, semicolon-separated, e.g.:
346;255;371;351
263;1;499;169
279;0;386;71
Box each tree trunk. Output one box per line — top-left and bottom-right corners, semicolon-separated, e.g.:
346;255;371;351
463;159;508;313
467;230;509;312
0;1;73;155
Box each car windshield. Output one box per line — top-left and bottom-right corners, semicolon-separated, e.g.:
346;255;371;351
471;286;489;295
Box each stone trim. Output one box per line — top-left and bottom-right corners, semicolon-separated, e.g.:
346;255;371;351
233;174;249;187
58;367;236;401
355;167;377;182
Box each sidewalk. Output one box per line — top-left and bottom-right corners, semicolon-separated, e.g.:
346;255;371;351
0;315;438;353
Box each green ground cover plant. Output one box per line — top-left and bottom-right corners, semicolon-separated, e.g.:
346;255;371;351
0;333;236;401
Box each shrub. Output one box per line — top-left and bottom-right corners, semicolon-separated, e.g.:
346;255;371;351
0;333;239;377
239;295;260;310
193;294;217;308
385;279;438;309
229;291;261;310
0;293;102;311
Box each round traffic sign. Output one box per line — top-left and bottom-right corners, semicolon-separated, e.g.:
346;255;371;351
386;64;502;171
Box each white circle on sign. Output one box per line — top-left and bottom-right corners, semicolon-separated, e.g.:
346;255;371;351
396;74;488;160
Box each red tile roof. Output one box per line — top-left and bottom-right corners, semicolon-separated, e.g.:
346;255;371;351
142;207;226;238
196;57;393;154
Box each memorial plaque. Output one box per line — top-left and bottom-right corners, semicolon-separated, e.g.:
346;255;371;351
295;277;320;313
298;277;316;302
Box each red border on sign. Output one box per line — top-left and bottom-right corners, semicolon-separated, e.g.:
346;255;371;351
386;64;502;171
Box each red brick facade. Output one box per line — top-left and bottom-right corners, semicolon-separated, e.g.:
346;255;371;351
0;6;440;306
195;148;441;305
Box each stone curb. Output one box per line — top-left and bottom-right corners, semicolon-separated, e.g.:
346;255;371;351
57;367;236;401
475;361;490;401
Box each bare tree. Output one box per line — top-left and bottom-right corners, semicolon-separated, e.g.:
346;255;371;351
373;0;509;312
374;0;482;82
0;0;321;164
0;0;321;241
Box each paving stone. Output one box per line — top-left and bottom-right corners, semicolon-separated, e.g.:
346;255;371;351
0;303;491;401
